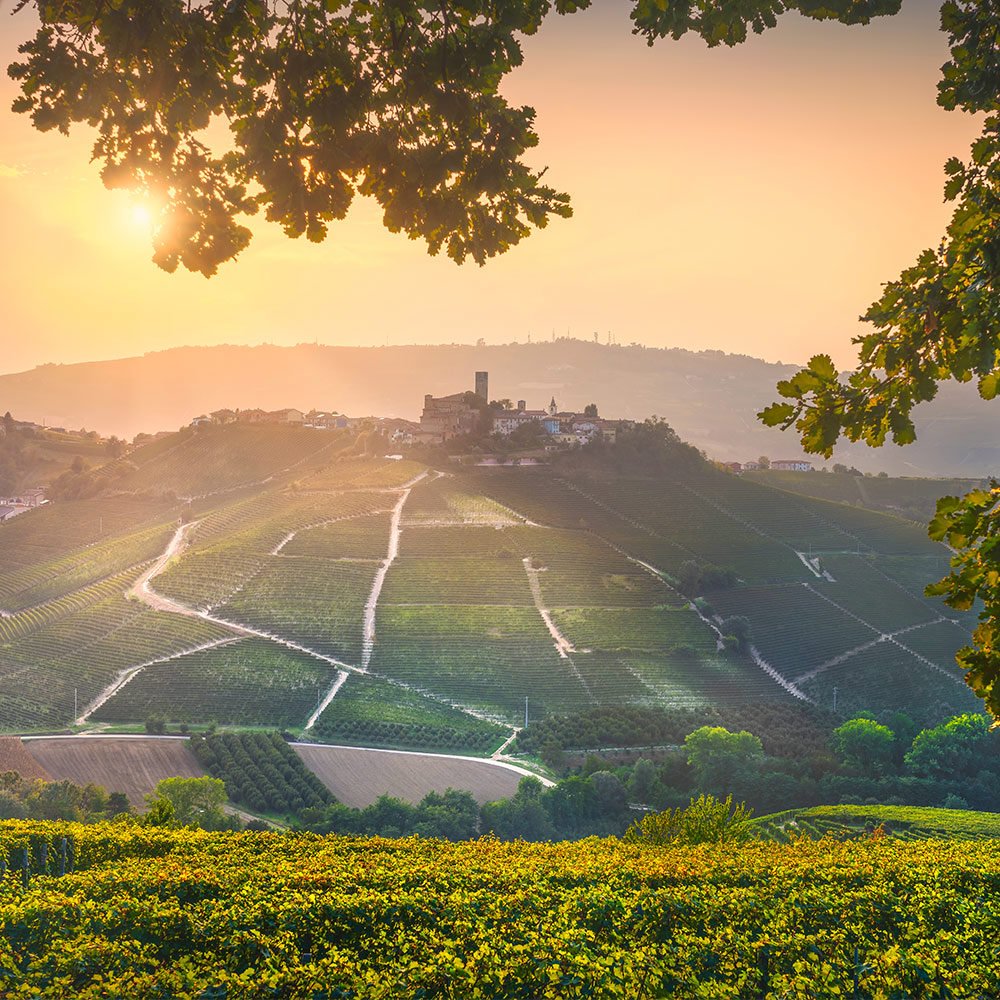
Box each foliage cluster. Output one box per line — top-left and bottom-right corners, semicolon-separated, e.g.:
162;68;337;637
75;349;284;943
0;772;130;825
301;788;480;841
516;706;1000;824
144;776;231;831
191;732;332;816
624;793;755;846
4;821;1000;997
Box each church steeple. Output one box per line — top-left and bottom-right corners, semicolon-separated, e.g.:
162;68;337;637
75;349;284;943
548;396;558;416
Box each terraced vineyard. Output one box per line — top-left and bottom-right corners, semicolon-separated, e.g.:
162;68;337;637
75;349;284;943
463;466;976;721
215;556;378;664
0;427;985;744
0;497;178;611
745;469;986;523
757;804;1000;841
310;672;507;753
92;639;338;728
0;576;232;730
111;424;346;497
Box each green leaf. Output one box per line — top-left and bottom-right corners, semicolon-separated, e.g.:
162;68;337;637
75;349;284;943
807;354;838;381
758;402;796;426
979;372;1000;401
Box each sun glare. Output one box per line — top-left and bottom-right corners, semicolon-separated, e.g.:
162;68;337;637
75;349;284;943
130;203;153;230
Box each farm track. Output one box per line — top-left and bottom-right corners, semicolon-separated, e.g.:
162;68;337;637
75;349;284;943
116;470;512;740
359;471;431;674
522;556;595;705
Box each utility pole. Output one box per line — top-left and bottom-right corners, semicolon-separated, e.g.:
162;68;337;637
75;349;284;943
524;696;528;729
74;688;78;722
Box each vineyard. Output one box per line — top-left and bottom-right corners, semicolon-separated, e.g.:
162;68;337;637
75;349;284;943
0;426;985;745
0;497;177;611
745;469;986;523
0;572;233;730
91;640;337;728
2;822;1000;997
310;672;507;753
757;804;1000;841
111;424;345;497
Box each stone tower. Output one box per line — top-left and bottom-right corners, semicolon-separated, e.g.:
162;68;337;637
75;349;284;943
475;371;489;400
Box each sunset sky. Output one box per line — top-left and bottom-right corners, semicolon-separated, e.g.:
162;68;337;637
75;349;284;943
0;0;980;375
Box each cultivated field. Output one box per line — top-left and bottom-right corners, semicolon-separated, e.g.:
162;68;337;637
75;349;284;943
0;736;51;781
293;743;527;807
0;426;982;740
21;737;207;807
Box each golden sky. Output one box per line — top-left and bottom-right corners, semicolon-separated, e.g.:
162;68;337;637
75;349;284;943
0;0;981;375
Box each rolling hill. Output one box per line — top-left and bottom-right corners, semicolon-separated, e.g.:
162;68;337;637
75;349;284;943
0;423;983;751
4;341;1000;475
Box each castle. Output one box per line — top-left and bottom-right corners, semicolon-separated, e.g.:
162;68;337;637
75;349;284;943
417;372;489;443
418;372;616;447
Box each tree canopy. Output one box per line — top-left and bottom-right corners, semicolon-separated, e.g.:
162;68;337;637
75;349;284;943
9;0;901;277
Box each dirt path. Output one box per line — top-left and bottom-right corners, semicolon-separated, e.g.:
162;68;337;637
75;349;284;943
522;558;578;658
304;669;350;730
125;471;517;743
360;471;429;671
128;520;203;615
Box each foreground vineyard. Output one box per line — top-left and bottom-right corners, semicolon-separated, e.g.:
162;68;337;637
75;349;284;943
1;822;999;998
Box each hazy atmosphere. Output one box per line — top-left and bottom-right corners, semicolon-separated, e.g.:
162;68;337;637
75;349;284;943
5;4;1000;993
0;0;977;373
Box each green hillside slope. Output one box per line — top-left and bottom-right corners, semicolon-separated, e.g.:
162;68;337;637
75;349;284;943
0;427;984;742
757;804;1000;841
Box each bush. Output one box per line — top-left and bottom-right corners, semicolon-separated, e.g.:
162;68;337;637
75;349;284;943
624;794;755;846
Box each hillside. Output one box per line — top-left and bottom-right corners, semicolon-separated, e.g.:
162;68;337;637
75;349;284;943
0;423;109;497
4;341;1000;475
2;821;999;997
0;425;982;746
757;804;1000;842
745;469;986;524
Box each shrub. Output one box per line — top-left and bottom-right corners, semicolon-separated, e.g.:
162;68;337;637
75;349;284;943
624;794;755;846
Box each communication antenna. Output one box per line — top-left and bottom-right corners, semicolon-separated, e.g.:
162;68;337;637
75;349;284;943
832;686;839;713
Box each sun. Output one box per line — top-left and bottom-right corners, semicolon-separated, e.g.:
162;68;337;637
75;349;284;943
130;203;154;230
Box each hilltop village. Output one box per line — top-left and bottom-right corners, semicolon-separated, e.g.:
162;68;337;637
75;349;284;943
415;371;620;450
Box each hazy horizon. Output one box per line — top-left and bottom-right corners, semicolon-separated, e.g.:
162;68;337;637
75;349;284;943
0;0;977;374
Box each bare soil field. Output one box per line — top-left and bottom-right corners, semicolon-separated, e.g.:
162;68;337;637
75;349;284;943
22;737;206;808
294;744;524;807
0;736;51;781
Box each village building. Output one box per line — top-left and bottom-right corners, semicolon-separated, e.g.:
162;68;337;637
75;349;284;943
771;460;814;472
492;394;616;445
418;372;490;443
